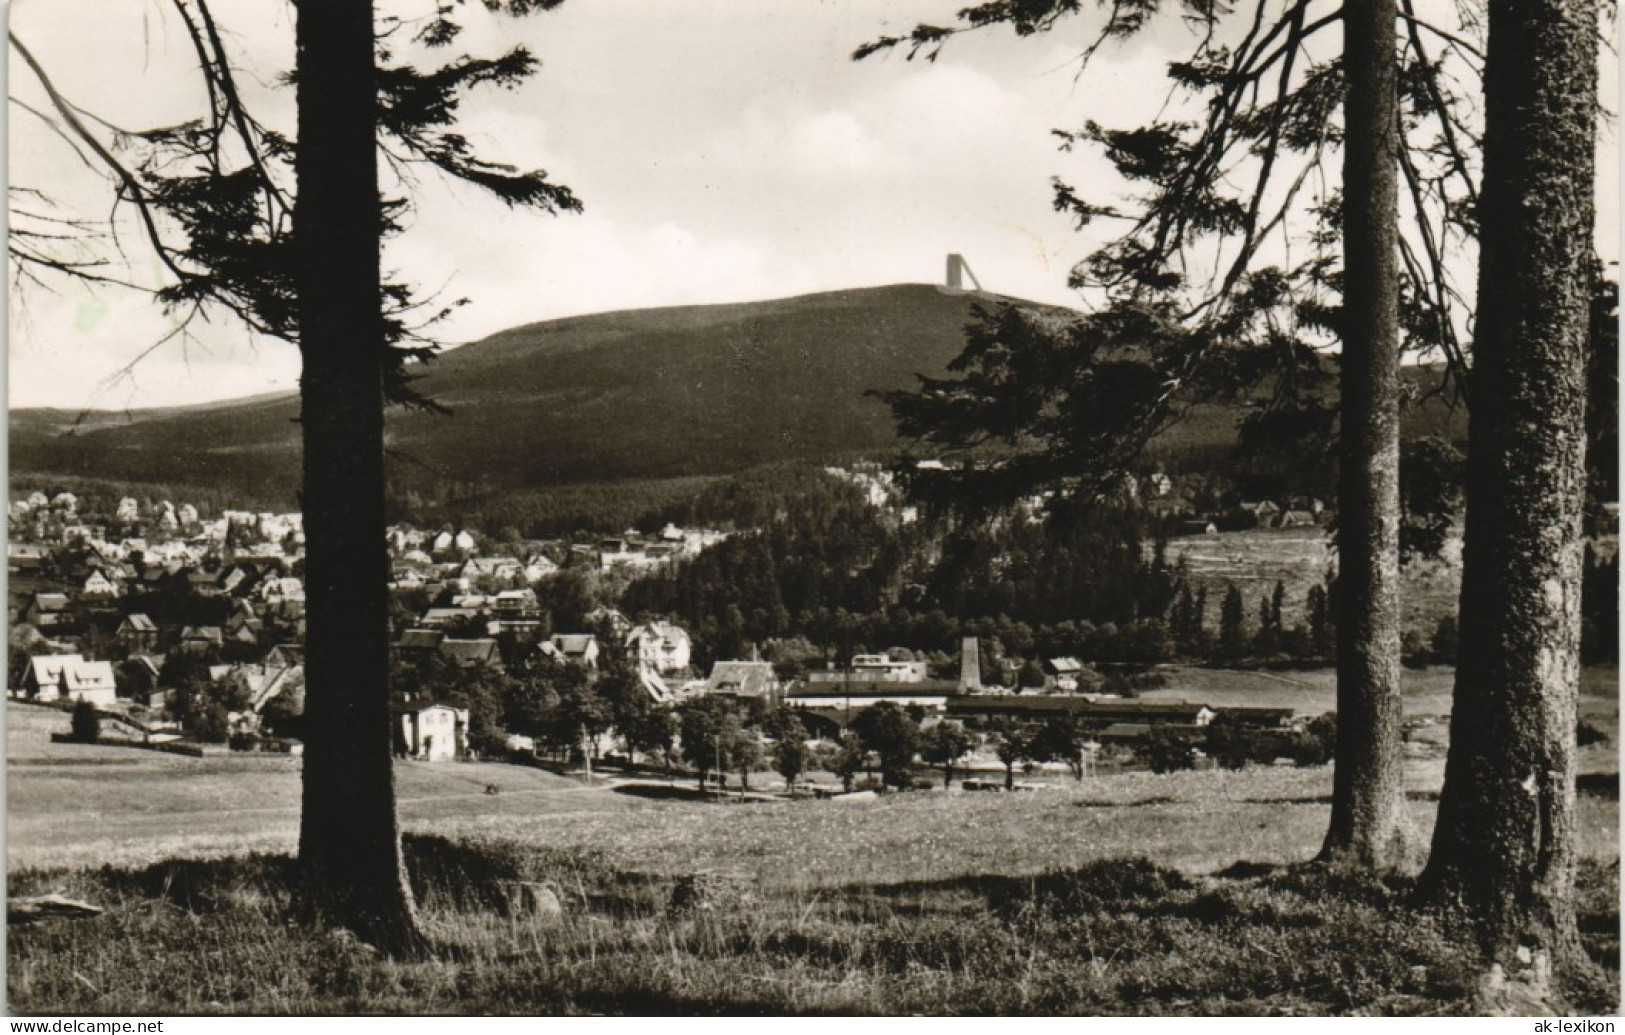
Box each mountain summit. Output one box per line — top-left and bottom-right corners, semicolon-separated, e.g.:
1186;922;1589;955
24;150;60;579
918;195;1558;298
12;284;1023;502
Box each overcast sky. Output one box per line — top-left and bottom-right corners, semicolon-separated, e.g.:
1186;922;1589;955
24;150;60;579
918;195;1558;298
6;0;1619;409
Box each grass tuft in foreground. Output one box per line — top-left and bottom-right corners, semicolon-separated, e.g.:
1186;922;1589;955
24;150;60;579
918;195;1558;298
8;835;1618;1016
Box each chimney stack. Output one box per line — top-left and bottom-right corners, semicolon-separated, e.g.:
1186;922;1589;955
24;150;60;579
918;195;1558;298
959;636;982;692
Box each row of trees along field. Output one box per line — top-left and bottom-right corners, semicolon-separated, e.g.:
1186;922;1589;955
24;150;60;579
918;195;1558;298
391;651;1347;799
8;0;1609;1004
860;0;1605;999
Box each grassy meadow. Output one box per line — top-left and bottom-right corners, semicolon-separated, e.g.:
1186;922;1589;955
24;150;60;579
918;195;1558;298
1148;664;1620;737
7;667;1620;1015
1163;527;1465;637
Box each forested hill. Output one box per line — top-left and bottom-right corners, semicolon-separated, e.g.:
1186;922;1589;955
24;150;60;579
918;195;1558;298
10;282;1467;509
10;285;1026;504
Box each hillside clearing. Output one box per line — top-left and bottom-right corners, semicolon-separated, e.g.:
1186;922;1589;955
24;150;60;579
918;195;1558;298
1163;527;1467;637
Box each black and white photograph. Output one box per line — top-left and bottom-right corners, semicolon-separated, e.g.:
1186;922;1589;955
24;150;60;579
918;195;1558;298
4;0;1620;1018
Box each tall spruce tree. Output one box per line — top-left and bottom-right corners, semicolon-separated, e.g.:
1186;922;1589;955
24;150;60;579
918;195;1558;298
1218;584;1249;660
292;0;418;948
1321;0;1404;867
1420;0;1600;999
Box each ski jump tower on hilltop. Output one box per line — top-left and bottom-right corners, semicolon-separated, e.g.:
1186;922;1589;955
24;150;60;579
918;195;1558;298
945;253;984;292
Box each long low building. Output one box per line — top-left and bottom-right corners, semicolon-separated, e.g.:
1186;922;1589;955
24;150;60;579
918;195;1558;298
786;684;1294;743
785;679;961;712
945;694;1219;727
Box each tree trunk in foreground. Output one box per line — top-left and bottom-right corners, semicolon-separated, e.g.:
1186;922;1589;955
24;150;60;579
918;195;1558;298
1321;0;1406;867
1420;0;1596;995
295;0;421;951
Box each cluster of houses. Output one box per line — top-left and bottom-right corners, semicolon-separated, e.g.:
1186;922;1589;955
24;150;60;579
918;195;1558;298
6;493;747;751
9;490;1298;770
822;461;1328;539
385;523;729;594
390;603;785;757
1165;498;1328;535
10;491;205;545
10;496;306;606
9;497;312;738
13;591;309;738
591;526;730;572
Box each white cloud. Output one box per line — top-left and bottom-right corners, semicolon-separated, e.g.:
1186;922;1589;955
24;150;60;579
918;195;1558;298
787;110;890;176
7;288;299;410
387;193;810;346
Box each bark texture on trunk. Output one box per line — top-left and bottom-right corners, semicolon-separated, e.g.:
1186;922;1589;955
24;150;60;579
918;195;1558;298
1322;0;1407;868
1421;0;1597;993
294;0;421;951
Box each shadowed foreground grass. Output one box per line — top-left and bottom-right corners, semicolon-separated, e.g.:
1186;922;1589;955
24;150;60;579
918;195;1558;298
8;835;1618;1016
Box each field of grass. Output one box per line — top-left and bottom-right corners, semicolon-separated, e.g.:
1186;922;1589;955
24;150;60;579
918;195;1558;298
1141;664;1456;717
1164;527;1465;637
5;704;647;871
12;836;1617;1016
10;665;1617;872
1145;663;1617;730
7;679;1620;1015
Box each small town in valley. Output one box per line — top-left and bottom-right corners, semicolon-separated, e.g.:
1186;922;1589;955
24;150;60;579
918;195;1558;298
5;0;1618;1019
7;472;1340;781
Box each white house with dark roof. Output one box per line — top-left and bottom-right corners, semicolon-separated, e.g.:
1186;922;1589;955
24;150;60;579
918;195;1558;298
116;614;159;653
24;593;71;630
390;567;427;591
494;588;541;614
23;655;118;707
440;638;502;671
257;577;305;605
585;607;631;638
542;633;600;669
394;701;468;761
706;660;781;703
625;621;691;675
524;556;560;582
